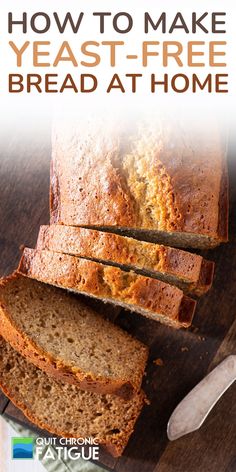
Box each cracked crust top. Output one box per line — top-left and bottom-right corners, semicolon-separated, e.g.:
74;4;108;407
50;119;228;247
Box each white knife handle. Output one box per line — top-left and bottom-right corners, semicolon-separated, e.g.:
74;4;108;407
167;355;236;441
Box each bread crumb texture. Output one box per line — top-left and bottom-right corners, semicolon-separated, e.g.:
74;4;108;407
0;274;148;397
0;336;145;457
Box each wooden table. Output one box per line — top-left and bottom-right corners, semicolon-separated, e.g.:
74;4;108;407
0;127;235;472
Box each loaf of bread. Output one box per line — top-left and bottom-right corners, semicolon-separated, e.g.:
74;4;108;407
18;248;196;329
50;120;228;249
0;337;145;457
0;274;148;399
37;225;214;296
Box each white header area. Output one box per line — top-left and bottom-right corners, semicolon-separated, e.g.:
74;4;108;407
0;0;235;127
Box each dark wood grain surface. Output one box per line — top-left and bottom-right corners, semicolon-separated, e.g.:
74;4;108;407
0;128;235;472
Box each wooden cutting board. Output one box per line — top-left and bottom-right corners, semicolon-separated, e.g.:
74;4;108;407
0;128;236;472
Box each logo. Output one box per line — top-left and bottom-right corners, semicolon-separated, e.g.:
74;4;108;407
11;436;100;461
12;437;34;459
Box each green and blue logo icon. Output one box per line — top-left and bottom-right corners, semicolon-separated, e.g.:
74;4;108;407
12;437;35;459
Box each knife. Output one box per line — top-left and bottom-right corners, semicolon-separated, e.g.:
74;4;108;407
167;355;236;441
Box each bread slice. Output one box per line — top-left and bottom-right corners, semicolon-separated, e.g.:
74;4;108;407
37;225;214;296
50;120;228;249
0;274;148;399
0;337;145;457
18;249;197;329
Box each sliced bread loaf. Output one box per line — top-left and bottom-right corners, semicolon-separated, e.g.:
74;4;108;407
50;120;228;249
0;274;148;399
37;225;214;296
18;249;197;329
0;337;145;457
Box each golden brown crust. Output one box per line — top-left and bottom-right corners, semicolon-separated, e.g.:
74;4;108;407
18;249;196;328
50;158;61;226
50;121;228;248
0;273;148;399
37;225;214;296
178;297;197;327
50;124;136;227
195;260;215;296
